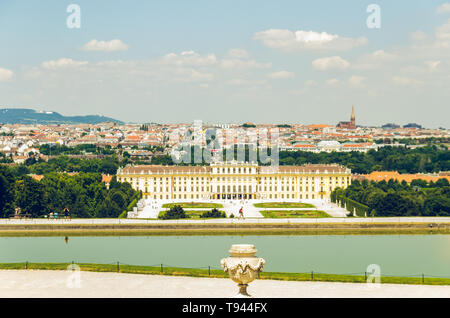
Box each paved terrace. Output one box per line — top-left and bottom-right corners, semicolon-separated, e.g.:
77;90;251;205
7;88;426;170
136;199;349;218
1;270;449;298
0;217;449;225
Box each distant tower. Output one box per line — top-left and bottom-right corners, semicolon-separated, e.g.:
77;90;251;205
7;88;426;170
350;106;356;128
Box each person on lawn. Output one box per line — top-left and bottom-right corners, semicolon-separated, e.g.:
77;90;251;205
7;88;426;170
239;207;244;219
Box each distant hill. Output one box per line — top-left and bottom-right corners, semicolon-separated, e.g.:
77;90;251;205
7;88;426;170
0;108;123;125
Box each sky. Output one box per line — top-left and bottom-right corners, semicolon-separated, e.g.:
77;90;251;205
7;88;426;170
0;0;449;127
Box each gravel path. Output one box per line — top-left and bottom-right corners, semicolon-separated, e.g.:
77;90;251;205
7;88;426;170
0;270;448;298
1;216;449;224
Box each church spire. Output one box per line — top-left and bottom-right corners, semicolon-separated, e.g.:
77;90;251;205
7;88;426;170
350;106;356;127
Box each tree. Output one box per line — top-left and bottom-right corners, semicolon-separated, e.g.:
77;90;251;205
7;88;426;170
95;197;121;218
71;194;92;218
201;208;226;218
159;205;187;219
14;176;47;218
0;167;15;218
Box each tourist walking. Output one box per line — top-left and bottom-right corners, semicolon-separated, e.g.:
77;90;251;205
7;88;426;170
239;207;244;219
63;206;70;220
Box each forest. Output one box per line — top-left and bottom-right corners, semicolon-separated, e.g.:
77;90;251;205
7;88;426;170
278;145;449;174
164;144;450;174
331;179;450;217
0;164;141;218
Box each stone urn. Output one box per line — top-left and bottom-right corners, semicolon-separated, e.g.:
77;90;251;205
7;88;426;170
220;244;265;297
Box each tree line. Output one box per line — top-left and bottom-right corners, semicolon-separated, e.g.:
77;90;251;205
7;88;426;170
12;155;122;176
0;164;141;218
278;145;449;174
331;179;450;217
158;144;450;174
39;144;115;156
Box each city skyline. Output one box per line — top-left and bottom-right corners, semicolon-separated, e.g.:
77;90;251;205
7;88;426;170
0;106;441;129
1;1;450;128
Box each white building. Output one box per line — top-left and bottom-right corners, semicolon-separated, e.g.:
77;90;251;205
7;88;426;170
117;161;351;201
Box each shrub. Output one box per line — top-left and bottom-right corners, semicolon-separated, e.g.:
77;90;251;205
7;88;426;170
126;198;138;212
159;205;188;220
200;208;226;219
118;210;127;218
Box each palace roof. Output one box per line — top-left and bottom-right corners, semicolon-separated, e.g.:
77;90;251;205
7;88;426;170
119;163;349;175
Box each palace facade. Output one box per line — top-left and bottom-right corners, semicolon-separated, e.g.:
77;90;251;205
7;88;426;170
116;162;352;201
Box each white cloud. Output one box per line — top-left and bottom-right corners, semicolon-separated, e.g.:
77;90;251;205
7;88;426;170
410;30;427;41
226;79;247;85
42;58;88;69
170;68;214;83
425;60;441;71
82;39;129;52
348;75;365;87
312;56;350;71
370;50;397;61
254;29;367;51
161;51;217;66
437;3;450;13
33;49;275;88
0;67;13;81
392;76;424;87
220;59;271;69
267;71;294;79
225;79;268;86
325;78;339;86
352;50;398;70
96;60;137;68
289;88;306;95
436;19;450;40
227;48;249;59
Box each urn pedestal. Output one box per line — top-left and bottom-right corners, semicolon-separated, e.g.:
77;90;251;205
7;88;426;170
220;244;265;297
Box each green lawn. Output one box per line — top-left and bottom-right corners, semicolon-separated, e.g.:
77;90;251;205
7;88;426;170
253;202;315;208
260;210;330;218
1;262;448;286
162;202;223;209
158;210;227;219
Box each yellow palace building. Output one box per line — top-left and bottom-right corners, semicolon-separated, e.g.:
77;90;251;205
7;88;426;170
116;162;351;201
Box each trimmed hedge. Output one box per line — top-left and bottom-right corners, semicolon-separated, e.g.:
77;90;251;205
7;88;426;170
332;194;369;217
126;198;138;212
118;210;127;218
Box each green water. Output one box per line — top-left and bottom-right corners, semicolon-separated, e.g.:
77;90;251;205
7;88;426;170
1;235;449;277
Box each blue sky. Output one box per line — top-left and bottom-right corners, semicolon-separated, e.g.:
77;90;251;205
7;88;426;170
0;1;449;127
